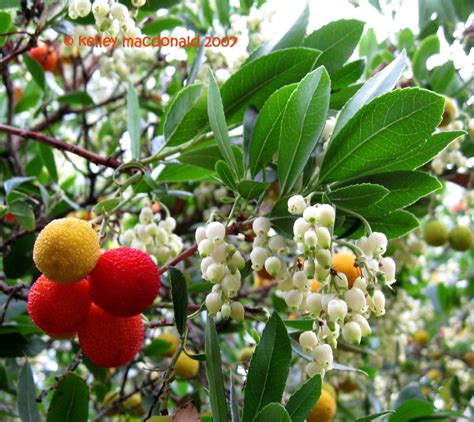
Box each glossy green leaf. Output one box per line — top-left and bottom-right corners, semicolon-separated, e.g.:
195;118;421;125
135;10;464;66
17;360;41;422
330;83;362;110
237;180;269;200
57;91;94;106
254;403;291;422
215;160;238;191
10;201;35;231
429;61;464;96
389;399;434;421
304;19;364;75
355;410;395;421
157;163;213;182
367;210;419;239
142;17;183;35
179;142;243;172
127;81;140;160
37;143;58;182
249;83;297;176
359;171;442;216
208;70;240;176
241;312;292;422
412;35;439;82
326;183;389;211
169;268;188;337
23;55;45;91
320;88;444;184
332;51;407;139
0;11;12;32
205;316;230;422
216;0;230;27
285;375;321;422
278;66;330;195
46;373;89;422
164;83;204;146
92;198;120;214
0;0;20;9
332;59;365;90
243;106;258;170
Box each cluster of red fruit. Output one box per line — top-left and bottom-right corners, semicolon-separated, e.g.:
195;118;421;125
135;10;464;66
27;218;161;368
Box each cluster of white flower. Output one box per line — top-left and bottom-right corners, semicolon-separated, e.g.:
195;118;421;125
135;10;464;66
391;231;427;270
68;0;143;38
431;121;468;174
120;207;183;265
196;222;246;322
265;195;398;378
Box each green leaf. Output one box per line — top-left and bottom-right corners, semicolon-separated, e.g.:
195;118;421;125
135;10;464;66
23;55;45;91
304;19;364;75
0;0;20;9
205;316;230;422
412;35;440;82
142;17;183;35
330;83;362;110
92;198;120;214
216;0;230;27
332;59;365;90
241;312;292;422
332;51;407;139
359;28;379;72
278;66;330;195
429;61;464;97
17;360;41;422
157;163;213;182
127;80;140;160
273;3;309;51
179;142;243;172
249;83;297;176
283;318;313;331
222;48;321;124
389;399;434;421
10;201;35;231
164;83;204;146
355;410;395;421
326;183;389;211
57;91;94;106
359;171;442;216
253;403;291;422
37;143;58;182
237;180;269;200
367;210;419;239
285;375;321;422
0;11;12;32
169;268;188;337
215;160;238;191
142;338;173;356
208;70;240;176
243;106;259;170
320;88;444;184
46;373;88;422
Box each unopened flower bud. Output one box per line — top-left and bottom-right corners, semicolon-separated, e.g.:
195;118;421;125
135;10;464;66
299;331;318;353
315;264;330;281
334;272;348;289
303;206;319;224
200;256;215;276
368;290;385;316
253;217;271;236
206;221;226;243
306;293;323;317
222;273;241;297
342;321;362;344
206;292;223;314
228;251;245;271
315;249;332;268
315;227;331;249
221;303;231;319
75;0;91;17
317;204;335;227
206;263;226;283
110;3;128;21
306;361;325;378
211;243;227;263
139;207;153;224
195;226;207;243
230;301;245;322
328;299;347;322
268;235;287;255
285;290;303;311
351;314;371;337
293;271;310;290
353;277;367;292
313;344;333;369
288;195;306;215
293;218;310;241
380;257;396;284
250;247;269;271
264;257;282;277
198;239;214;257
344;288;366;312
304;259;315;279
304;230;318;250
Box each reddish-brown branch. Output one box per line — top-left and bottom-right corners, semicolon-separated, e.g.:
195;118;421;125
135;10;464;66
0;280;28;301
0;124;122;169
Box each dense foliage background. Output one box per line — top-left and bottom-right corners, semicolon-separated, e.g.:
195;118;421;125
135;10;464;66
0;0;472;421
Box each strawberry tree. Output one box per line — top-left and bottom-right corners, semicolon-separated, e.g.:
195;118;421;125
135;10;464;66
0;0;472;421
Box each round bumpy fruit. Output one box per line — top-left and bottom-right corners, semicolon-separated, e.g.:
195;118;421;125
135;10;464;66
414;330;429;345
332;253;361;287
28;46;58;72
33;218;101;284
89;247;160;317
148;417;172;422
237;346;255;363
307;390;336;422
77;304;144;368
449;226;473;251
27;275;91;336
423;220;449;247
157;332;180;357
174;352;199;379
103;392;144;416
439;97;457;127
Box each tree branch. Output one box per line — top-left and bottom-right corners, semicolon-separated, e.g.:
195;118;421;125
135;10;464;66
0;124;122;169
